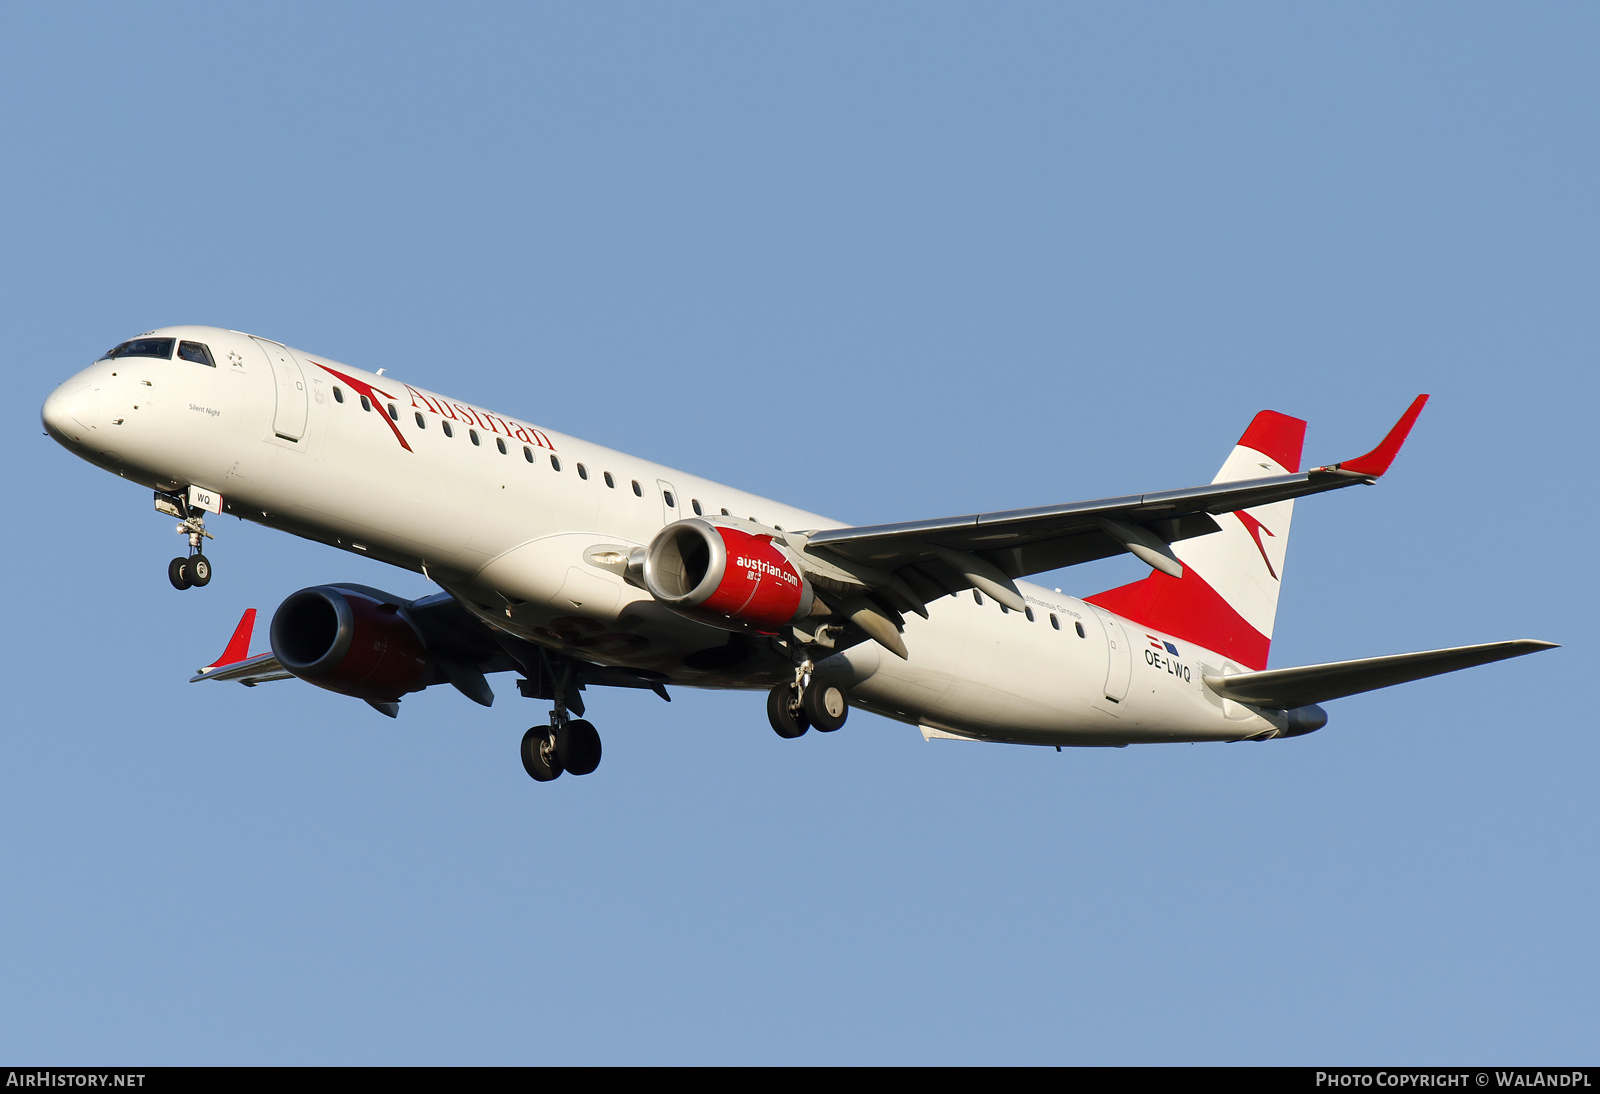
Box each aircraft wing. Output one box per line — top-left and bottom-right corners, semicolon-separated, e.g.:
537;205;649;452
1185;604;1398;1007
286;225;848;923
798;396;1428;613
1202;640;1558;709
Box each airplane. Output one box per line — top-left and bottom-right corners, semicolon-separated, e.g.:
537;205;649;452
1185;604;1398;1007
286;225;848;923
40;325;1555;782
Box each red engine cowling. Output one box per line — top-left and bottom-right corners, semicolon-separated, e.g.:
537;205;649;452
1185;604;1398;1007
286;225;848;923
269;585;429;702
643;519;813;634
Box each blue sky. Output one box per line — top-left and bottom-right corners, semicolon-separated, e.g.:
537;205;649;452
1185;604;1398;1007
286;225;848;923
2;3;1594;1064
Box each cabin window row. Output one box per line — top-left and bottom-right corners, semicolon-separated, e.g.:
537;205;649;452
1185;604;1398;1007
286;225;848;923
329;387;780;522
968;589;1088;637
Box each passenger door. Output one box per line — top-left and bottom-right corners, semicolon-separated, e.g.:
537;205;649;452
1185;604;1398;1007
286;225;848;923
251;337;308;442
1089;606;1133;715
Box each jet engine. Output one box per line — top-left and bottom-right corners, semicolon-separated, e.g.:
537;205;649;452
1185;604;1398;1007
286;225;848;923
269;584;429;702
643;518;814;634
1275;704;1328;738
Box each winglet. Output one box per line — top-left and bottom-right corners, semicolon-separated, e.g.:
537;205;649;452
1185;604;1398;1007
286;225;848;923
1322;394;1429;477
202;608;258;671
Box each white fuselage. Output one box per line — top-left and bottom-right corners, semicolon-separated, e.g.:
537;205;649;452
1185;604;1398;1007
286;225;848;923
44;326;1280;746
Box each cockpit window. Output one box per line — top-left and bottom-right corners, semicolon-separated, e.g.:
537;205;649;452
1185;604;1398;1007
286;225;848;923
102;338;174;360
177;341;215;367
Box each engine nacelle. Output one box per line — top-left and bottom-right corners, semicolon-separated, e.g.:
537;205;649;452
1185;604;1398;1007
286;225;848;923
643;518;814;634
269;585;429;702
1276;703;1328;738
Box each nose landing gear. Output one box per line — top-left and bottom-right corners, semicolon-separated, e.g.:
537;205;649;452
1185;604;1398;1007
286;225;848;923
157;490;216;591
166;518;214;590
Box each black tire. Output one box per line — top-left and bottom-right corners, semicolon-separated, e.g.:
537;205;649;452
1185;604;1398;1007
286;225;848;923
187;553;212;587
520;727;563;781
168;557;192;590
803;682;849;732
767;683;809;739
558;719;602;776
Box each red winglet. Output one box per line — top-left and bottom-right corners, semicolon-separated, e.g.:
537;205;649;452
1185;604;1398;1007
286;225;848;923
204;608;257;670
1327;394;1429;477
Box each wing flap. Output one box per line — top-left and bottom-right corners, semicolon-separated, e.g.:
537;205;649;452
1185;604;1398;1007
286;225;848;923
1202;640;1557;709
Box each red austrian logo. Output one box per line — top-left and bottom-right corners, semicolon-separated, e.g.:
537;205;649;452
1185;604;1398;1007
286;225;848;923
312;362;556;454
1235;510;1279;579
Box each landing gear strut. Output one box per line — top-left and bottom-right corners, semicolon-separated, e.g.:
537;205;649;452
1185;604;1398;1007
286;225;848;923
767;658;849;739
519;660;603;782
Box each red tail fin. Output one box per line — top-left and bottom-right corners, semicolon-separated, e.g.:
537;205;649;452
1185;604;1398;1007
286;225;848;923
1086;410;1306;670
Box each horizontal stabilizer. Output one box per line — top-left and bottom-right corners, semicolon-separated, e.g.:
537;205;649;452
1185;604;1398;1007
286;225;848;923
1203;639;1557;709
191;651;293;686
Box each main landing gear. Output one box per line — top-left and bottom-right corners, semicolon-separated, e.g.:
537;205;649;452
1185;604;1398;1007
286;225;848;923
520;719;602;782
519;661;602;782
767;659;849;739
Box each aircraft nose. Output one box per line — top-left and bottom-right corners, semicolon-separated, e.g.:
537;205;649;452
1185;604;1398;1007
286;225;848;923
42;380;99;442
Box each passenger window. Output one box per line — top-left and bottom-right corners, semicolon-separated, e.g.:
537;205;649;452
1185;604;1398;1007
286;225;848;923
469;429;480;446
577;464;588;480
442;421;454;438
1025;607;1035;622
414;412;425;429
387;403;398;420
1075;621;1086;638
663;491;676;508
692;499;703;515
360;395;372;412
1000;604;1009;614
524;446;534;463
333;387;344;404
177;341;215;367
604;472;615;488
720;508;729;516
973;590;983;605
632;480;642;497
496;437;507;454
551;455;561;471
1050;614;1060;630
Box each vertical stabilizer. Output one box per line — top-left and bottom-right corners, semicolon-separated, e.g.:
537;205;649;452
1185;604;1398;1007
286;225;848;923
1085;411;1305;670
